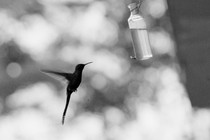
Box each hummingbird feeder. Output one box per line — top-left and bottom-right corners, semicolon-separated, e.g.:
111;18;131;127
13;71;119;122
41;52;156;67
128;1;153;60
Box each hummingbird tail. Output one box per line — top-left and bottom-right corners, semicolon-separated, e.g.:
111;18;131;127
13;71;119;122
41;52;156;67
62;116;65;125
62;93;72;125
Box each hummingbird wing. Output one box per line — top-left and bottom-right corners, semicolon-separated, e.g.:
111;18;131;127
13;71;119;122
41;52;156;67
41;69;73;81
62;91;72;125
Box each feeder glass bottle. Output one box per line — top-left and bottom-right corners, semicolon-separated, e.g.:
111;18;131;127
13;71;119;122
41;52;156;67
128;3;152;60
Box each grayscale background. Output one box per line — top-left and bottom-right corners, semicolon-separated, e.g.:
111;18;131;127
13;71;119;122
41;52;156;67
0;0;209;140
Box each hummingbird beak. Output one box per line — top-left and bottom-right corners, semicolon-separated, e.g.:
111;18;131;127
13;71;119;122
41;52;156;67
84;62;93;65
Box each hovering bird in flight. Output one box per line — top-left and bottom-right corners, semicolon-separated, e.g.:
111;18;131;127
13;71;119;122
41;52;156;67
41;62;92;124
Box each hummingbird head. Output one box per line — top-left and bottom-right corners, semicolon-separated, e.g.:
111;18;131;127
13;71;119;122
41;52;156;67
75;62;92;71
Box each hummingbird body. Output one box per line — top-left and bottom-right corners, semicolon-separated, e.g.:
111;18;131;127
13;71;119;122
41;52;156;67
68;69;82;91
41;62;92;124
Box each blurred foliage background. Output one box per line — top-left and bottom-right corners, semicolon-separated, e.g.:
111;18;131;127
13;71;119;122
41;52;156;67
0;0;209;140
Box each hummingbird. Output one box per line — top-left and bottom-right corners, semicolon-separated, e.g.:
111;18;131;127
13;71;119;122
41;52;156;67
41;62;92;125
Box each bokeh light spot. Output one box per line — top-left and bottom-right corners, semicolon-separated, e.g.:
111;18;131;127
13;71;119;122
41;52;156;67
150;30;175;56
147;0;167;19
6;62;22;78
104;107;124;125
91;74;107;90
